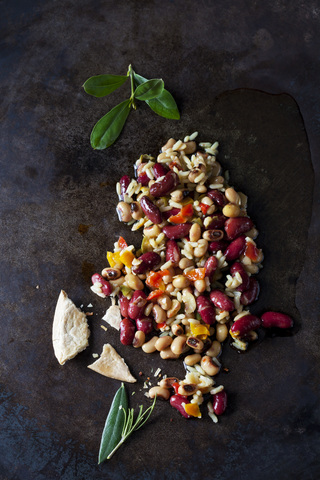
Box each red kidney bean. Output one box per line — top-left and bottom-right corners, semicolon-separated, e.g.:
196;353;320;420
170;395;191;419
120;318;136;345
162;207;180;220
208;239;228;254
166;239;181;264
213;390;227;415
261;311;293;329
153;163;169;179
230;261;250;292
210;289;235;311
205;213;226;230
149;171;179;197
204;255;218;280
131;252;161;274
128;290;147;320
207;190;227;207
118;292;130;317
240;277;259;305
224;217;254;240
224;235;246;261
137;172;150;186
196;296;216;324
230;314;261;338
119;175;131;199
140;196;162;224
136;316;154;334
162;223;192;239
91;273;112;296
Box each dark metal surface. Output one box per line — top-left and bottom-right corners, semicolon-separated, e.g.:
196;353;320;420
1;1;320;479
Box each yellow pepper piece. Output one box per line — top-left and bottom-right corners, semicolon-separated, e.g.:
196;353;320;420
107;251;123;268
184;403;202;418
190;323;210;337
180;196;193;206
119;249;135;267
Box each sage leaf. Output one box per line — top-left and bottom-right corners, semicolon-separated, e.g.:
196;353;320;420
90;99;131;150
134;78;164;101
98;383;128;464
133;73;180;120
83;74;128;98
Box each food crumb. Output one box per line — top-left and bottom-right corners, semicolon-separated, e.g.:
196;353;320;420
101;325;108;331
139;371;143;376
35;285;40;289
92;353;99;358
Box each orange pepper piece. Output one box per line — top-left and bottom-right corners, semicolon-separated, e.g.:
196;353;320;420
245;242;260;261
184;403;202;418
146;270;170;290
199;202;210;215
118;236;128;250
147;289;164;301
168;204;194;224
184;267;206;281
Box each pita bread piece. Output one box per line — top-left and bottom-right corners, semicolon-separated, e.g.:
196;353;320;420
52;290;90;365
88;343;136;383
102;304;122;330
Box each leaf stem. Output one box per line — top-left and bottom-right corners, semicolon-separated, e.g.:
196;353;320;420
128;64;137;110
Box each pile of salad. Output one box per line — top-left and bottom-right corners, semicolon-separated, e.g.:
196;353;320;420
90;132;293;420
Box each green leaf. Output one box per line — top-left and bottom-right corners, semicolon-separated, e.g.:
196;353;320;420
133;72;180;120
90;99;131;150
83;74;128;97
98;383;128;464
133;78;164;101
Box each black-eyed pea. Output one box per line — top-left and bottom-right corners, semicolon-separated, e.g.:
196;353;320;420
216;324;228;343
159;377;179;389
201;356;220;376
179;257;194;269
225;187;241;206
160;347;180;360
222;203;241;218
167;299;181;318
148;386;170;400
171;335;187;355
178;383;198;396
184;141;197;154
186;336;204;351
143;224;161;238
184;353;201;366
209;161;222;177
171;324;184;336
142;336;158;353
101;267;122;280
155;335;173;351
170;190;184;202
209;174;224;186
194;239;208;257
157;294;172;310
162;273;173;284
206;340;222;358
152;304;167;324
172;275;190;289
196;184;207;193
132;331;146;348
109;276;126;287
194;279;206;293
189;223;201;242
130;201;143;220
165;283;175;294
117;202;132;222
125;273;144;290
161;138;176;152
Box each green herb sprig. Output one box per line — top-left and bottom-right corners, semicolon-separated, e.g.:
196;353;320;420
83;64;180;150
98;383;157;463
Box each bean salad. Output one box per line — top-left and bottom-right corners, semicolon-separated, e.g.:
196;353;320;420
91;132;293;420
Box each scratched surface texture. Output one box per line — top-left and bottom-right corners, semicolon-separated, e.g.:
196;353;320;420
1;1;320;479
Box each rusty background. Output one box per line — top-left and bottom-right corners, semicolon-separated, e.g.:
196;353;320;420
1;1;320;479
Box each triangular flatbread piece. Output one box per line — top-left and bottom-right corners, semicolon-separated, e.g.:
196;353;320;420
52;290;90;365
102;304;122;330
88;343;136;383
